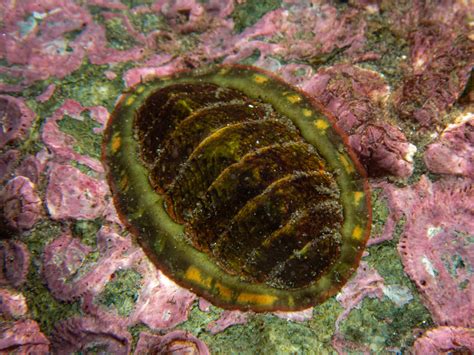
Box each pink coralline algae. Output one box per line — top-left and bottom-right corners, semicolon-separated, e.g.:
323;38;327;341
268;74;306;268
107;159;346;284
0;95;35;149
45;164;108;220
0;240;30;288
0;288;28;319
302;64;415;178
413;326;474;354
335;262;385;330
207;310;250;335
51;316;131;355
1;176;42;231
0;0;144;90
43;228;196;330
0;319;50;354
43;230;131;301
226;4;366;65
381;176;473;327
392;5;474;128
134;330;210;355
424;112;474;177
42;99;108;173
274;308;314;323
0;150;20;183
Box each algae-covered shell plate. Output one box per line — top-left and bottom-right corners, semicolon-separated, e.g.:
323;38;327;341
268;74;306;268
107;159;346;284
103;65;371;311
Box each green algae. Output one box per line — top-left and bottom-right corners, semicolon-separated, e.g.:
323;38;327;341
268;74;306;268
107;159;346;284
71;219;102;248
308;298;343;352
348;221;435;351
97;269;143;317
177;303;222;335
130;12;167;33
57;113;102;160
198;312;334;354
370;188;390;238
363;13;409;86
21;266;82;335
105;17;139;50
176;299;342;354
340;296;433;352
21;221;81;336
232;0;282;33
51;60;128;110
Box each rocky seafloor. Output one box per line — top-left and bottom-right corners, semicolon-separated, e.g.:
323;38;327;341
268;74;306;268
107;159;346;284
0;0;473;353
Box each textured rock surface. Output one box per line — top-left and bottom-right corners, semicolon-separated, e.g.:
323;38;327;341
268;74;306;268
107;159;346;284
0;0;472;353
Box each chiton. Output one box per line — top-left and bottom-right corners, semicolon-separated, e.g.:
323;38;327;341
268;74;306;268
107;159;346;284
103;65;371;311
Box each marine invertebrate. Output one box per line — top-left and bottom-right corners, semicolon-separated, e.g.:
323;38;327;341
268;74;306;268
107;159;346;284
103;65;371;311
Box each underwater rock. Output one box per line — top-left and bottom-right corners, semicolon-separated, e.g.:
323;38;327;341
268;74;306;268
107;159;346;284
393;12;473;128
413;326;474;354
382;176;473;327
51;316;132;355
335;261;385;329
274;307;314;323
36;84;56;103
15;155;43;185
207;310;250;334
0;150;20;184
302;64;415;178
0;319;50;354
42;231;133;300
0;240;30;288
45;164;108;220
42;100;107;172
1;176;42;231
0;95;35;149
128;261;196;330
0;0;144;88
43;228;196;329
0;288;28;319
424;111;474;177
104;65;371;311
134;330;210;355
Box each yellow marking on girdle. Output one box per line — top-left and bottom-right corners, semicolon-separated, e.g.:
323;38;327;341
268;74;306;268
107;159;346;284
339;154;355;173
352;225;363;240
214;282;232;301
136;86;145;94
111;135;121;154
125;96;135;106
286;94;302;104
354;191;364;205
315;119;329;130
288;296;295;308
253;74;269;84
303;109;312;117
184;266;212;288
237;292;277;306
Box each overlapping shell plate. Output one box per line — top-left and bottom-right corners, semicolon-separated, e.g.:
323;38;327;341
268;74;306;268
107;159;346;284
103;65;371;311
